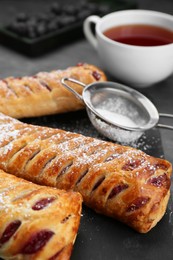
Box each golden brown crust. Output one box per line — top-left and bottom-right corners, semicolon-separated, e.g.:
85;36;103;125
0;169;82;260
0;63;106;118
0;113;172;233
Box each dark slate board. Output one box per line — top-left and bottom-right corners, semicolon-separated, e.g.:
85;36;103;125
22;109;173;260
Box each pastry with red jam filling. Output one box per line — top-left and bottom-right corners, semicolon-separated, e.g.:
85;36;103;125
0;169;82;259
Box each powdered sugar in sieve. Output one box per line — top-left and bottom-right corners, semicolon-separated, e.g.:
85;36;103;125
61;78;173;144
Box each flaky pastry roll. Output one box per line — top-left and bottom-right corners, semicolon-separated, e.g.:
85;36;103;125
0;113;172;233
0;169;82;260
0;63;106;118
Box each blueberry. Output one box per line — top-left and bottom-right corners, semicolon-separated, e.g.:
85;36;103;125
59;15;76;27
46;12;57;22
77;0;88;9
98;4;111;15
7;21;27;37
62;5;77;15
86;2;98;13
36;13;51;23
47;21;57;32
27;27;37;39
47;18;60;32
77;9;93;21
36;23;47;36
26;16;38;28
16;12;28;22
50;2;62;15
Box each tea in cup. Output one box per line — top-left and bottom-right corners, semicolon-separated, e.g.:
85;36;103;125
83;10;173;87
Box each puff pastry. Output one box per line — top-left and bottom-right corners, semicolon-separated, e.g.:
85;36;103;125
0;63;106;119
0;169;82;260
0;113;172;233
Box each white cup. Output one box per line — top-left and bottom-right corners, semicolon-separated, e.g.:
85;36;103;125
83;10;173;87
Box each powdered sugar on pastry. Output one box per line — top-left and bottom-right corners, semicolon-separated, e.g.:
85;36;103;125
0;113;171;233
0;169;82;259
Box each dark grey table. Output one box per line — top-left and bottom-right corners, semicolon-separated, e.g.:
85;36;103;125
0;1;172;260
0;0;172;164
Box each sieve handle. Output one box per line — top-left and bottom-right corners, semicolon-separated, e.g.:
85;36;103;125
61;77;86;103
157;113;173;130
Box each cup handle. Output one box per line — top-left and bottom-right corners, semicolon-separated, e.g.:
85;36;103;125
83;15;101;49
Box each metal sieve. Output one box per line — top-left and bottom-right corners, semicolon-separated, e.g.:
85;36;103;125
61;78;173;144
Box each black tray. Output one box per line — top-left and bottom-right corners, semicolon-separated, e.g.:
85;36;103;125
0;0;137;57
22;110;173;260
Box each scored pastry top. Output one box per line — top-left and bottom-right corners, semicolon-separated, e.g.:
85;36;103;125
0;63;107;118
0;112;171;233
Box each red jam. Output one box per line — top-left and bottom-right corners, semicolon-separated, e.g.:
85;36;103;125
92;71;101;80
108;184;128;199
0;220;21;245
21;230;54;254
32;197;56;210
